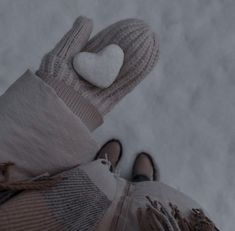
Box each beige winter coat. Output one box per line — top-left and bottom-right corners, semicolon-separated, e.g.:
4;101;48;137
0;70;207;231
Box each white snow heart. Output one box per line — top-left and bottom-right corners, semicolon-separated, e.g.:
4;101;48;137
73;44;124;88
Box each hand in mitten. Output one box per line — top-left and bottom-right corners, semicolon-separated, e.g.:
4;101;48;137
37;16;159;131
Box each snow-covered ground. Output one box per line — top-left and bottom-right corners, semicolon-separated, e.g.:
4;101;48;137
0;0;234;229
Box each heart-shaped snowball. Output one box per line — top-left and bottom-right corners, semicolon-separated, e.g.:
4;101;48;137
73;44;124;88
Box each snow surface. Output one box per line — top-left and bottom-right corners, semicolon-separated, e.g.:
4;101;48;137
0;0;234;229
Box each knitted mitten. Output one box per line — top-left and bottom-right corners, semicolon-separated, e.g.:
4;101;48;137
37;16;159;131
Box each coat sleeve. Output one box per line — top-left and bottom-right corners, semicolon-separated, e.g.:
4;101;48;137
0;70;99;181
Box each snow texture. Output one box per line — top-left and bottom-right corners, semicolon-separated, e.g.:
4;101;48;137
0;0;234;230
73;44;124;88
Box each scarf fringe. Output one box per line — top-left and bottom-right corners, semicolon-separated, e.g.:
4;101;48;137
137;196;220;231
0;162;63;191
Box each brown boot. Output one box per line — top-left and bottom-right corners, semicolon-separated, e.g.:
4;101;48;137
95;139;123;171
132;152;159;182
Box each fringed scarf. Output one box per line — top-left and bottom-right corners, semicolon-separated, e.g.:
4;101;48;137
0;162;220;231
137;196;220;231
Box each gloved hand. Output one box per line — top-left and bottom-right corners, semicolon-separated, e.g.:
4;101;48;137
37;16;159;131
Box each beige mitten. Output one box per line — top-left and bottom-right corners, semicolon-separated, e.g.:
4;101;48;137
37;16;159;131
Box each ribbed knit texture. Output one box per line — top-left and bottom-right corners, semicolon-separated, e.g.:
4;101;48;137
82;19;159;115
37;16;159;130
41;75;103;131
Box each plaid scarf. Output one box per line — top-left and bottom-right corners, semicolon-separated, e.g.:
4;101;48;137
0;162;220;231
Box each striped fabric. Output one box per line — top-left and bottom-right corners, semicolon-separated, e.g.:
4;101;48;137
0;167;111;231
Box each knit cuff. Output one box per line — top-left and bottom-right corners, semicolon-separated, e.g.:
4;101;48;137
38;74;103;131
